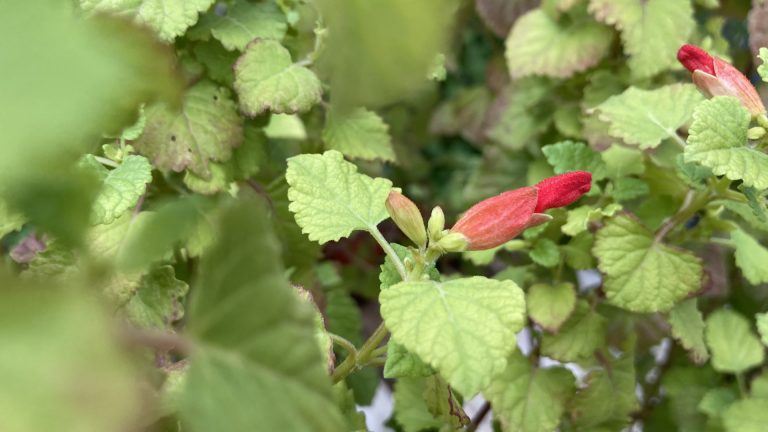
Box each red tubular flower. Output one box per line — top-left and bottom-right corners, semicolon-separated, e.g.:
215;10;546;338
534;171;592;213
449;172;592;251
677;44;766;115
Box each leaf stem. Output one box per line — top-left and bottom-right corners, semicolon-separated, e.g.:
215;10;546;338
368;225;407;280
331;321;389;383
329;333;358;361
654;190;709;242
93;155;119;168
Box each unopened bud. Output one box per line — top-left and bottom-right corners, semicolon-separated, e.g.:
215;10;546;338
679;44;766;115
428;206;445;242
386;191;427;247
435;232;469;252
748;126;766;140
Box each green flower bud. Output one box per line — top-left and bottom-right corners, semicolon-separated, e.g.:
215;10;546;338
427;206;445;242
748;126;766;140
435;232;468;253
386;191;427;247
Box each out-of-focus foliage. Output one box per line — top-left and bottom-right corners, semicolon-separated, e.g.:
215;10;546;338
3;1;768;431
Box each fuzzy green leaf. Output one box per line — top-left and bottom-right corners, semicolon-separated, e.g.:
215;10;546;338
322;108;395;162
91;155;152;225
758;47;768;83
757;312;768;347
393;378;445;432
182;200;344;431
529;238;561;268
80;0;215;41
705;309;765;374
686;97;768;189
668;299;709;364
731;229;768;284
234;39;322;116
286;150;392;244
588;0;695;78
134;81;243;179
594;215;703;313
380;276;526;397
125;265;189;330
595;84;703;149
384;342;435;378
527;282;576;332
722;398;768;432
192;1;286;51
505;9;612;78
541;300;606;362
570;354;638;429
484;351;575;432
562;203;621;236
542;141;607;179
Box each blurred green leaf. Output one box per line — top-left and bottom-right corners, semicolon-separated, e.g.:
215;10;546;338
316;0;457;109
80;0;215;41
0;276;142;432
705;309;765;374
181;199;345;431
1;2;178;185
125;265;189;330
323;108;396;162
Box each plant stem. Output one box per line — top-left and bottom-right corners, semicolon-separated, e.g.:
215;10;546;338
93;155;119;168
654;190;708;242
331;321;389;383
329;333;358;361
368;225;407;280
737;373;747;397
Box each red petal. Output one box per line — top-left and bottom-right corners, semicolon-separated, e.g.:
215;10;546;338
677;44;715;75
534;172;592;212
450;187;538;251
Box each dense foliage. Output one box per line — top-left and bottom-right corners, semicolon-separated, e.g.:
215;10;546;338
3;0;768;431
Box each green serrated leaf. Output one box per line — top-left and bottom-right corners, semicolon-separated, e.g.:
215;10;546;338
716;200;768;233
731;229;768;285
286;150;392;244
485;350;575;432
562;203;621;236
740;186;768;222
505;9;612;78
530;238;561;268
594;215;703;313
705;309;765;374
125;265;189;330
541;300;606;362
668;299;709;364
91;155;152;225
191;1;286;51
570;354;638;429
322;108;395;162
193;39;238;84
677;153;713;186
595;84;703;149
613;177;649;202
542;141;607;179
380;276;526;397
384;342;435;378
182;200;344;431
563;231;595;269
758;47;768;83
527;282;576;332
698;387;738;418
588;0;694;78
722;398;768;432
134;81;243;179
685;96;768;189
80;0;215;42
756;312;768;347
394;378;444;432
601;145;645;178
234;39;322;116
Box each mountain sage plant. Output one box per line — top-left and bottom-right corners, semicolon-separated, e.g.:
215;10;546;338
3;1;768;431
